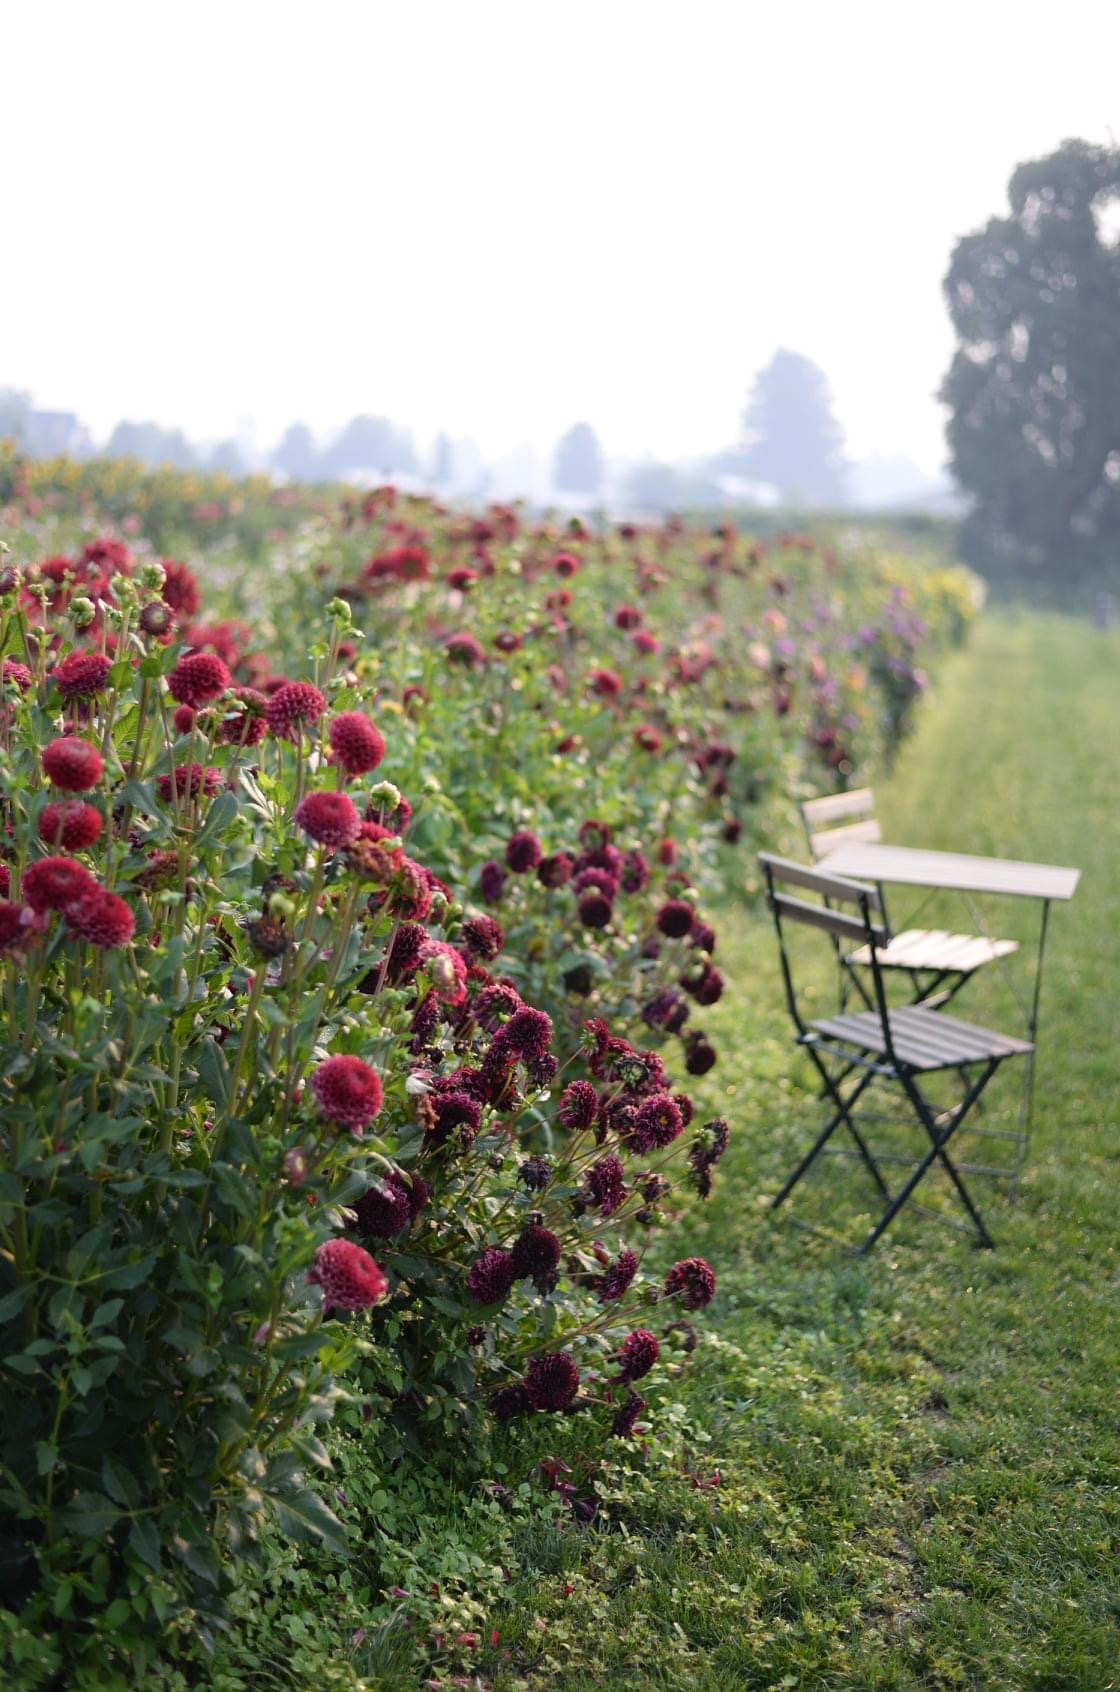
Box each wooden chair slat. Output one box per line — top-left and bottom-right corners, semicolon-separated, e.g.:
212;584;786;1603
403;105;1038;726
808;817;882;859
758;852;881;909
770;893;885;946
800;787;876;826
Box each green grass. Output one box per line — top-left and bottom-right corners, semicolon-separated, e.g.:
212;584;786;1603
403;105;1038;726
481;612;1120;1690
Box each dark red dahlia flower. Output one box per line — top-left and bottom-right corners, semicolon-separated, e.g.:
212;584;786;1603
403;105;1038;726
684;1032;717;1075
690;921;717;953
2;658;34;691
383;921;426;983
524;1351;580;1412
157;765;222;802
479;859;506;904
573;866;618;899
617;1328;659;1382
447;566;478;591
54;651;111;700
265;681;327;739
426;1089;482;1150
623;1092;683;1154
307;1238;387;1312
596;1248;638;1303
494;1006;553;1061
557;1079;598;1131
685;964;724;1006
0;900;36;956
218;687;269;746
460;914;504;962
168;652;231;710
352;1176;412;1239
620;850;650;894
577;892;613;929
552;552;579;577
632;629;660;655
329;712;385;776
418;939;468;1004
22;856;97;913
468;1246;516;1305
65;887;135;948
664;1256;717;1310
614;604;642;630
295;790;361;847
611;1388;647;1438
537;851;573;889
489;1383;531;1422
444;631;486;667
519;1155;552;1192
505;831;543;873
586;1154;626;1216
160;560;201;618
657;837;677;866
38;802;102;851
656;899;694;938
310;1055;384;1133
172;705;196;735
510;1224;561;1284
634;724;661;753
42;737;103;792
589;669;622;698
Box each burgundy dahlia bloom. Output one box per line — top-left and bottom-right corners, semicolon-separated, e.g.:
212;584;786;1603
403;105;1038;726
352;1177;411;1239
490;1383;531;1422
444;631;486;667
2;658;34;691
460;914;504;961
218;687;269;746
510;1225;562;1287
557;1079;598;1131
0;901;36;957
505;831;543;873
537;851;573;889
265;681;326;739
307;1238;387;1312
634;724;661;753
22;856;97;913
625;1093;683;1153
168;652;231;709
690;921;717;953
418;939;468;1004
656;899;694;938
614;604;642;630
573;866;618;899
426;1090;482;1150
329;712;385;776
172;705;196;735
65;887;135;948
578;892;613;929
157;765;222;802
525;1351;580;1412
684;1032;717;1075
468;1246;516;1305
384;921;426;982
494;1006;552;1061
586;1154;626;1216
55;651;111;700
519;1155;552;1192
596;1248;638;1303
479;859;506;904
295;790;361;848
685;964;724;1006
38;802;102;851
664;1256;717;1310
160;560;201;617
589;669;622;698
42;738;103;792
617;1328;659;1382
310;1055;384;1133
611;1388;647;1438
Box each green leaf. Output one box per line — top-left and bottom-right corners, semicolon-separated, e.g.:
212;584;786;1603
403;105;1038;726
120;779;163;821
101;1454;140;1508
89;1299;125;1329
0;1285;30;1324
63;1491;120;1537
129;1517;162;1573
196;1039;230;1108
271;1486;348;1555
97;1253;157;1291
195;789;240;848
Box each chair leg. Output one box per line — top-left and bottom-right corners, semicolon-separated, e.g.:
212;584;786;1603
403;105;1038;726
857;1061;1000;1254
772;1063;884;1211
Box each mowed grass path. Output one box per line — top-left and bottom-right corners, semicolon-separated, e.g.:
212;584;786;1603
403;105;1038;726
493;613;1119;1689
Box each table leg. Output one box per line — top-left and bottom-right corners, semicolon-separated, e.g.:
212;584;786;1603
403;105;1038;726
1014;898;1051;1199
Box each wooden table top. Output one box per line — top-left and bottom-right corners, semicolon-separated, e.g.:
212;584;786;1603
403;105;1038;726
814;841;1081;902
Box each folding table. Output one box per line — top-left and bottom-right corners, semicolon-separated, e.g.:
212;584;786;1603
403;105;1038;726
813;842;1080;1187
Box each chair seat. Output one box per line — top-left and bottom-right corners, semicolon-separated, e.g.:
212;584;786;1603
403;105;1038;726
808;1005;1034;1072
846;928;1019;974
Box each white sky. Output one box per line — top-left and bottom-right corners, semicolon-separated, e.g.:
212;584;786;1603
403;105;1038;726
6;0;1118;473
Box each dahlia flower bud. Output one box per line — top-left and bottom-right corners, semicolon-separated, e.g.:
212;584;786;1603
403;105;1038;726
70;596;97;630
0;562;22;596
284;1148;309;1188
109;572;135;605
326;596;353;624
611;1389;647;1439
139;601;175;637
367;780;402;813
138;561;166;591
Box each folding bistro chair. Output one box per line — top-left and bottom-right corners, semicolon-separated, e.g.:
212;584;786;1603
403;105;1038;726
759;852;1033;1253
798;789;1018;1009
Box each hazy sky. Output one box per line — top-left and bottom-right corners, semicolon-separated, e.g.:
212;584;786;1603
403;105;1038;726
6;1;1118;472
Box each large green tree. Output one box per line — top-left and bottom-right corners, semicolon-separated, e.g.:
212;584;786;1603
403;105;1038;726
739;350;848;506
942;140;1120;596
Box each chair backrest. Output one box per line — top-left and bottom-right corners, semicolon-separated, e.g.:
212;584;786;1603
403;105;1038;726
757;852;892;1043
799;787;881;862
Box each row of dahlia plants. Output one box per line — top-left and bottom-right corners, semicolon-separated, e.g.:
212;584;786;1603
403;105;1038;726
0;549;726;1681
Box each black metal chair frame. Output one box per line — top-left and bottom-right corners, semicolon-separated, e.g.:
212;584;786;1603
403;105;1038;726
759;853;1033;1254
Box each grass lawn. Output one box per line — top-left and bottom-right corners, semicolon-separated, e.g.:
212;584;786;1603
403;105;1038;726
482;611;1119;1690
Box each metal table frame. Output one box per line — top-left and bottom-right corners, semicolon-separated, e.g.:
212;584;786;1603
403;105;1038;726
814;842;1080;1194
